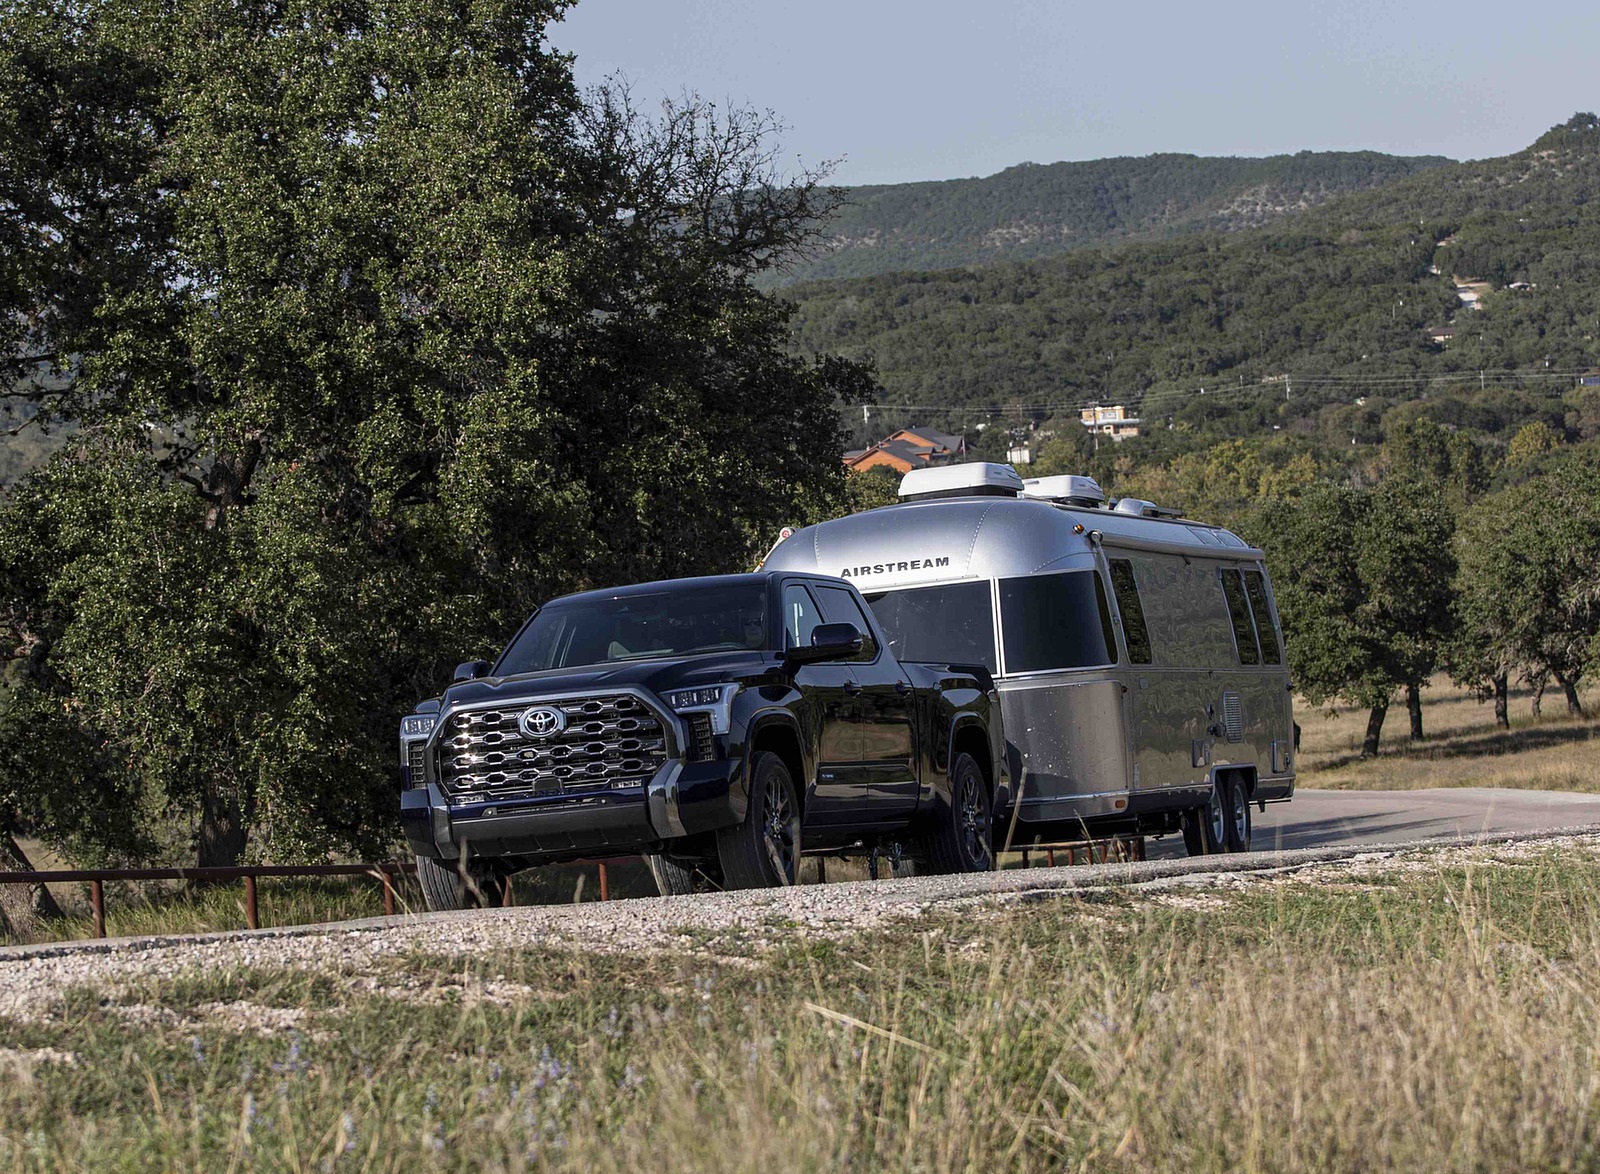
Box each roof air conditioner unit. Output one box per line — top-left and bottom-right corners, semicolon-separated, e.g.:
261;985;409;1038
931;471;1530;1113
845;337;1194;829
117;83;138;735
898;462;1025;502
1113;497;1183;519
1021;474;1106;508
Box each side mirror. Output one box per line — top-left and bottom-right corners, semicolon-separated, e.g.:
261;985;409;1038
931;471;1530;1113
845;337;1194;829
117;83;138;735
788;622;864;665
453;660;492;683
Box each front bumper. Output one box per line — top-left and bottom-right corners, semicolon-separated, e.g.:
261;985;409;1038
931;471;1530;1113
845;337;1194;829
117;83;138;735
402;756;747;864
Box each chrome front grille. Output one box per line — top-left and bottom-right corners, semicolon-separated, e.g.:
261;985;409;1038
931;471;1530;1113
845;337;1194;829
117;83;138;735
440;694;668;798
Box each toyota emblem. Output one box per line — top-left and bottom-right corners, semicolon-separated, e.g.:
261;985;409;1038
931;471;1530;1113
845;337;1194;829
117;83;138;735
520;706;566;738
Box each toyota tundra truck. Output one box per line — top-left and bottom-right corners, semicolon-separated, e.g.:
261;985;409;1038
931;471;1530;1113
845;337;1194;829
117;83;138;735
399;571;1008;908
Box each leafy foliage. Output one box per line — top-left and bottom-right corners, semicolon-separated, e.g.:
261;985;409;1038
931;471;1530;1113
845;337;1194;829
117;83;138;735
0;0;863;864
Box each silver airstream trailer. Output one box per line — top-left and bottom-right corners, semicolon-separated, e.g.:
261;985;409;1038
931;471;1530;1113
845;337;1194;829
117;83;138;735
763;463;1294;855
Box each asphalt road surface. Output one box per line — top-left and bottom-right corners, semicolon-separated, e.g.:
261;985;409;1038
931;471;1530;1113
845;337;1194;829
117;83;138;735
1145;786;1600;860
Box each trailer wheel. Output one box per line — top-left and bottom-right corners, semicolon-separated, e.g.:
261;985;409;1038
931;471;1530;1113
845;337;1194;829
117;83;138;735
416;855;507;911
920;751;994;874
716;751;801;888
1181;781;1229;857
1224;775;1253;853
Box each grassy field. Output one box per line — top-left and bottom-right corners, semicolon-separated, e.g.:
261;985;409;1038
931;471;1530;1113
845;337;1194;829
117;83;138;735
1297;679;1600;791
2;843;1600;1171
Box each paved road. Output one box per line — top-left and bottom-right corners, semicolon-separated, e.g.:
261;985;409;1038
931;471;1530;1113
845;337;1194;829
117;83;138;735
1145;787;1600;859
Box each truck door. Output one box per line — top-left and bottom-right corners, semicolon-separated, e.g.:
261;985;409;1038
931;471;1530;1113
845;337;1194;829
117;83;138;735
814;583;919;822
782;583;862;826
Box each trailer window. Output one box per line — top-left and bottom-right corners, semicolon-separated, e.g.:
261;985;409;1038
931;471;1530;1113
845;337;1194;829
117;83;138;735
1242;570;1281;664
1107;559;1152;664
862;581;996;672
1219;569;1261;665
998;571;1115;674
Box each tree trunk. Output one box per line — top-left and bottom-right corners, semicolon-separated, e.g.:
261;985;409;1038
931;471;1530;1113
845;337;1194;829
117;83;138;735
198;788;248;869
1555;671;1589;719
1406;683;1424;742
1530;673;1545;718
1492;673;1509;729
1361;702;1388;759
2;829;66;922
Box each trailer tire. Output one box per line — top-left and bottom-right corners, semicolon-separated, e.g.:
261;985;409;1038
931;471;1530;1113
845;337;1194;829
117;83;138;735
1182;781;1229;857
920;751;994;874
1224;774;1253;853
716;751;801;888
416;855;505;912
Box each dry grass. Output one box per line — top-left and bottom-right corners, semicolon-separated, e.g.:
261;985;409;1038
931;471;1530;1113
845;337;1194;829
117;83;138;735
3;845;1600;1171
1298;678;1600;792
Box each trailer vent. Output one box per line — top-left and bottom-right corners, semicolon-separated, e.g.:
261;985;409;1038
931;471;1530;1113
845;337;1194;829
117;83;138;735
1222;692;1243;743
1113;498;1184;519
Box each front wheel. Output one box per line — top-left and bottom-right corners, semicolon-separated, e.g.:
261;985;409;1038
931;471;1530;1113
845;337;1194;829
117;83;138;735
645;855;722;896
918;751;994;874
716;751;802;888
415;855;508;912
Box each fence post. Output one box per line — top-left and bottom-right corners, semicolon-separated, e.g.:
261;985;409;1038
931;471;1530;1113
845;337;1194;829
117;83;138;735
597;862;610;902
382;871;396;917
244;875;259;930
90;879;105;938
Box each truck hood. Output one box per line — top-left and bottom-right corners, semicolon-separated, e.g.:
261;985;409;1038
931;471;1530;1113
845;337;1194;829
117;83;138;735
440;650;783;710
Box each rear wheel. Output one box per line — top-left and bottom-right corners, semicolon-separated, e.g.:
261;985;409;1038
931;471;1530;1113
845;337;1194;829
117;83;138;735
415;855;507;912
919;751;994;874
716;752;802;888
1224;775;1253;853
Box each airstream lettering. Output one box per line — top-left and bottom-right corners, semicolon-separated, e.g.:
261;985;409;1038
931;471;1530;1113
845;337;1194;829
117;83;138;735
763;464;1295;856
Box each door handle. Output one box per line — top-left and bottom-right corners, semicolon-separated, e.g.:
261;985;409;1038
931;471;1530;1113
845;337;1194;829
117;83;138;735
843;681;862;696
894;681;911;695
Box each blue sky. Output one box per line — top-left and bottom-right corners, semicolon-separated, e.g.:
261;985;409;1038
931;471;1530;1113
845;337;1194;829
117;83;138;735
549;0;1600;186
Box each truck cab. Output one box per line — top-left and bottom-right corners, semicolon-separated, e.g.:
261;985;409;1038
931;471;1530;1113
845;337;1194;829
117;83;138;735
400;572;1007;908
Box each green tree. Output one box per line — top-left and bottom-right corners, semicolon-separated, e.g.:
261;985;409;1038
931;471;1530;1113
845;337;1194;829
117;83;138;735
0;0;858;867
1454;457;1600;718
1252;478;1455;756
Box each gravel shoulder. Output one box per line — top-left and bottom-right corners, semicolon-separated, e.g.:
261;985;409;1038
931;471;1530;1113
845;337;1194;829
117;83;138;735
4;824;1600;1025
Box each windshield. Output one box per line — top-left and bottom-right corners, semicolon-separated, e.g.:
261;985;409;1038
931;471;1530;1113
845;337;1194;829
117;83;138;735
496;583;771;675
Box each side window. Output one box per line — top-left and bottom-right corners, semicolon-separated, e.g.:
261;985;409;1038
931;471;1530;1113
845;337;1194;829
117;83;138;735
1243;570;1282;665
814;584;880;662
781;584;823;651
997;570;1115;674
1107;559;1152;665
1219;569;1261;666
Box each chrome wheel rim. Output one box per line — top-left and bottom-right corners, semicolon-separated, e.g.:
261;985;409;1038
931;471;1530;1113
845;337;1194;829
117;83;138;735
762;773;798;884
1208;785;1227;847
1231;786;1250;846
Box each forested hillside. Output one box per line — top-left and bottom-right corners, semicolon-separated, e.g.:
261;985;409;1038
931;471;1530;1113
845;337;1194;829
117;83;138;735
787;114;1600;437
761;150;1451;287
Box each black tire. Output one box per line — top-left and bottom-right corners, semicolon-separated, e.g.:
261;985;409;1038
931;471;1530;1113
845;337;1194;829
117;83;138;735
1183;781;1228;857
645;855;721;896
415;855;506;912
716;751;802;888
919;751;994;874
1224;774;1253;853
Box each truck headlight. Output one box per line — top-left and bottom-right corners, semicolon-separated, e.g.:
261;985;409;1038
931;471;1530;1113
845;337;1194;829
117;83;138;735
662;684;739;736
400;714;438;739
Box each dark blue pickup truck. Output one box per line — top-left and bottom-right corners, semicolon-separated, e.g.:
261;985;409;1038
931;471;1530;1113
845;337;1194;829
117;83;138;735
400;571;1008;908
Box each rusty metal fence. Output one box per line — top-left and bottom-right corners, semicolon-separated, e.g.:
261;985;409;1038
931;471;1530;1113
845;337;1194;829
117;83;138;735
0;859;618;940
